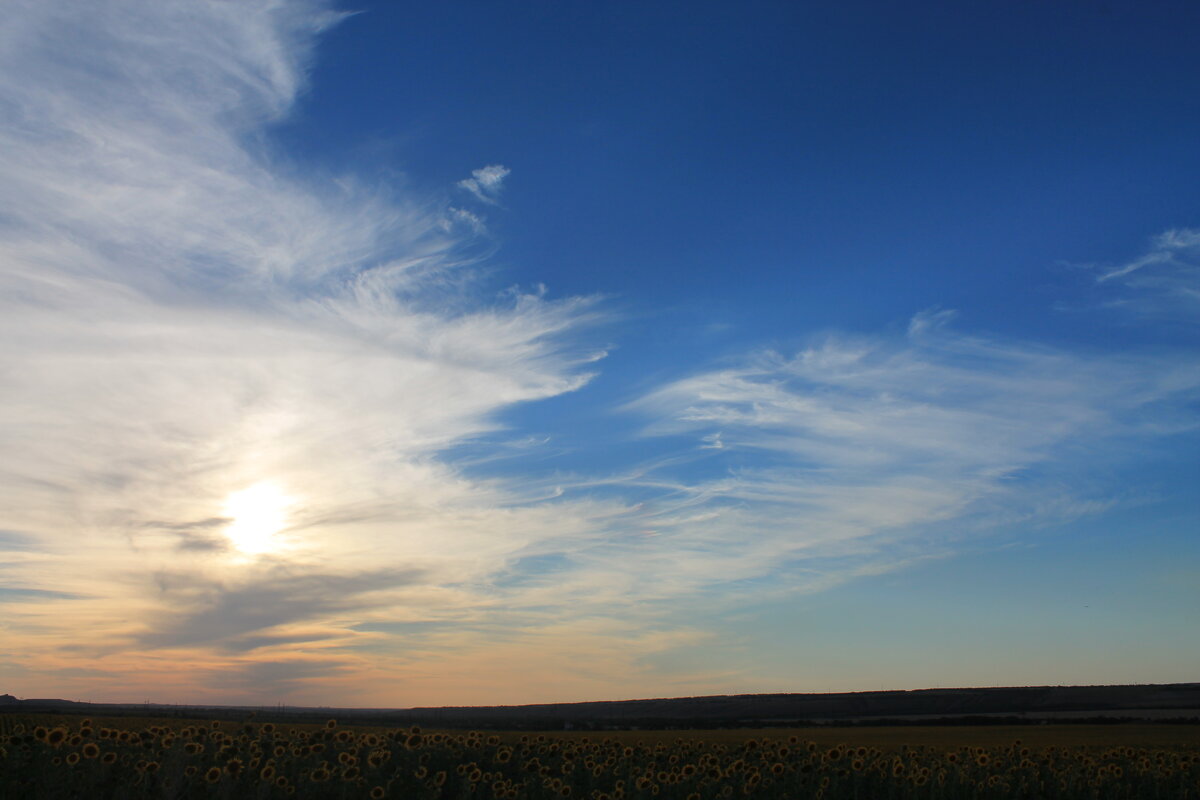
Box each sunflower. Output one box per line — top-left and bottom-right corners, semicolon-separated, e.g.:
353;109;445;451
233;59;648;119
205;767;222;783
370;788;386;800
82;742;100;759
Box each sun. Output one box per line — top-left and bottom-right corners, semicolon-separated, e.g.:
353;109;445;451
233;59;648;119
222;482;292;556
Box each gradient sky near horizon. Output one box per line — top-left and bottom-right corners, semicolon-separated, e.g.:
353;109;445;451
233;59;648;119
1;0;1198;708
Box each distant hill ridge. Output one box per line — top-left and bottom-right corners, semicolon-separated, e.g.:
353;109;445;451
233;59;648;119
3;683;1198;728
406;683;1200;724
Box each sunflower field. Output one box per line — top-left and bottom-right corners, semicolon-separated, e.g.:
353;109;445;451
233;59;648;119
2;715;1198;799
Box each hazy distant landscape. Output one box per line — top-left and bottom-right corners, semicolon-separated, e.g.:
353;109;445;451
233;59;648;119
5;683;1199;731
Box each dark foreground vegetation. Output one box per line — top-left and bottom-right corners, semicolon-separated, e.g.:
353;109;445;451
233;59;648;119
2;714;1198;799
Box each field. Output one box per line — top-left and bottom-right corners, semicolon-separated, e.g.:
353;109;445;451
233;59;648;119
2;714;1198;799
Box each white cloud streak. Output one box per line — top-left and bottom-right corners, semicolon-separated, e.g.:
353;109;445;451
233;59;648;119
611;309;1200;601
0;0;607;701
1093;228;1200;318
458;164;511;205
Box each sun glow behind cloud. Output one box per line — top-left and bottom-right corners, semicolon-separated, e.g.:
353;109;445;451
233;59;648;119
223;483;294;556
0;0;608;704
0;1;1197;707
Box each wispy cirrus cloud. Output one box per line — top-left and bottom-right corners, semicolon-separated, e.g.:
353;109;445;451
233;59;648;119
0;0;606;704
1090;228;1200;320
1097;228;1200;282
458;164;511;205
606;309;1199;601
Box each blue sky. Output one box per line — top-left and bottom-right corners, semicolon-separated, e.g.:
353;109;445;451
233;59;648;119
0;0;1197;706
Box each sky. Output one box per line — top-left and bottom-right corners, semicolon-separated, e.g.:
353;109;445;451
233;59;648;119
1;0;1198;708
